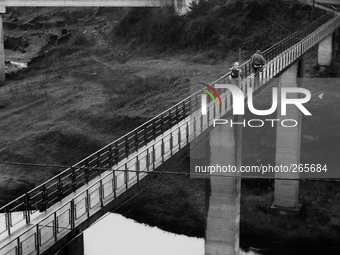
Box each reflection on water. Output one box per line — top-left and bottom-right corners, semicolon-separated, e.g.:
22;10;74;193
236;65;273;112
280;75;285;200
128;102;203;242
84;213;259;255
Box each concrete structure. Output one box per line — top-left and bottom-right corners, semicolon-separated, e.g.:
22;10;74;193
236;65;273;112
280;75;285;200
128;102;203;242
318;33;334;68
271;60;303;215
205;116;242;255
174;0;192;15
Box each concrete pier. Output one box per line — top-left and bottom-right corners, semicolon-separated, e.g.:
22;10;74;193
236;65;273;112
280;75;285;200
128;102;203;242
271;60;303;214
318;33;334;68
205;116;242;255
174;0;195;15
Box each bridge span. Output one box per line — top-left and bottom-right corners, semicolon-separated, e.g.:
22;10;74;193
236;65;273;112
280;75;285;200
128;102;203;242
1;3;340;255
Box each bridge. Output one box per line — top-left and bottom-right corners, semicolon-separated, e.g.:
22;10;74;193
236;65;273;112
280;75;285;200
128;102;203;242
1;1;340;255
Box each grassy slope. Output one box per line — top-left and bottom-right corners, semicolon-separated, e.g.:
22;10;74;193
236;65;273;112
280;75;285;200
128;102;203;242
0;7;232;204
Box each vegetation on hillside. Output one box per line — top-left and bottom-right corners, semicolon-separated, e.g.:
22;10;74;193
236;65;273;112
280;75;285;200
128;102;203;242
114;0;325;53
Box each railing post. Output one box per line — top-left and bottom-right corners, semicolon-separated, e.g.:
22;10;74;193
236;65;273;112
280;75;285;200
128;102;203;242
161;138;165;163
219;98;222;117
152;144;156;169
144;128;148;145
70;199;75;229
96;152;101;176
200;114;203;133
178;127;181;150
153;121;156;140
24;193;30;224
99;180;104;207
41;184;48;211
207;107;210;126
108;145;113;168
54;211;58;242
71;167;77;192
213;100;216;118
86;190;90;218
36;224;40;254
57;175;63;202
136;155;140;182
186;121;189;144
170;133;173;156
17;236;21;255
195;93;199;111
135;130;138;151
168;111;173;127
193;116;196;138
125;163;128;189
146;148;150;171
84;160;90;184
114;142;119;165
182;101;186;119
125;137;129;158
188;98;191;116
112;170;117;199
6;207;11;235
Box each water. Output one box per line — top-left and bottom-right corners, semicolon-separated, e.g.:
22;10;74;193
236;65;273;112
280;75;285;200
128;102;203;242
84;213;259;255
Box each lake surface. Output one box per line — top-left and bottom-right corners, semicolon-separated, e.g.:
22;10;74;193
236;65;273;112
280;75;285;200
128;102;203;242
84;213;259;255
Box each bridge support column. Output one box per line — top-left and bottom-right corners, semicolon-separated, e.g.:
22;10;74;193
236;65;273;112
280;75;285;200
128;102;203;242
174;0;195;15
205;116;242;255
0;6;6;86
271;60;303;216
318;33;334;70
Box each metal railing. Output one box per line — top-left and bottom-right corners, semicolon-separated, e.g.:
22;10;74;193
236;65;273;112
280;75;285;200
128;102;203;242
1;11;340;255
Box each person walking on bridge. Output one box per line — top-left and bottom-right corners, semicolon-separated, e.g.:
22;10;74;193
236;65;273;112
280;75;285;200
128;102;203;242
250;50;266;75
229;62;242;87
250;50;266;87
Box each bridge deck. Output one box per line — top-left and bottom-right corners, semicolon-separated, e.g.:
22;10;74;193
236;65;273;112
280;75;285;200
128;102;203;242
0;116;194;254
